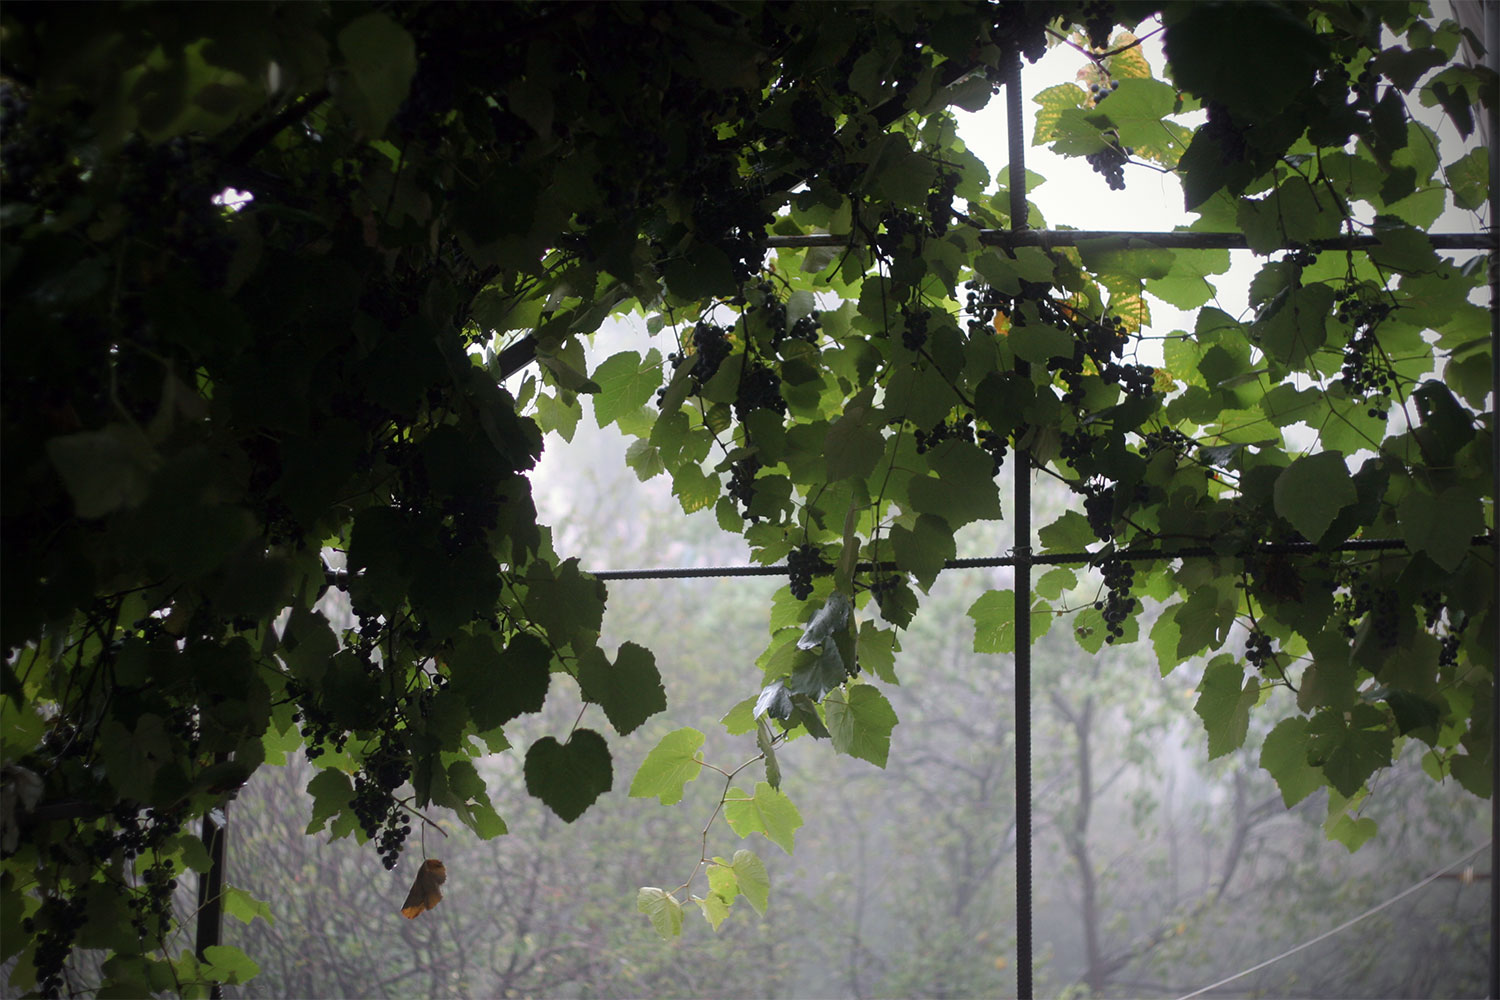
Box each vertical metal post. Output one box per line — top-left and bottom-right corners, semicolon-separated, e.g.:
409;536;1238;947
1005;49;1034;1000
1486;1;1499;995
196;805;226;1000
1483;1;1500;995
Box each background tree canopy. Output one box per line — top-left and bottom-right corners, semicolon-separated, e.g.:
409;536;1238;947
0;1;1493;994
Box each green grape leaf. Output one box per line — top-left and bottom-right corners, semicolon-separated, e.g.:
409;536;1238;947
1274;450;1356;542
824;684;898;767
719;849;770;914
724;781;802;854
45;424;156;518
1306;704;1394;797
1194;655;1257;759
199;944;260;986
907;441;1003;527
1383;689;1443;739
1446;146;1489;210
593;350;662;428
221;887;275;928
889;513;955;592
1038;510;1096;552
335;13;417;138
524;730;613;822
824;398;884;481
447;632;551;730
856;620;899;684
1236;177;1343;253
576;641;666;736
797;591;853;651
628;727;705;805
720;697;757;735
1396;485;1484;572
692;892;732;931
1089;78;1180;160
1164;2;1323;119
706;860;738;904
968;589;1017;654
636;888;683;939
756;716;782;789
1325;809;1379;851
1251;282;1336;369
1259;716;1323;807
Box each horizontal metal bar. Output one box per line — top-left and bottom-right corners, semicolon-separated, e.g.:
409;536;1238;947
589;535;1495;581
764;229;1497;251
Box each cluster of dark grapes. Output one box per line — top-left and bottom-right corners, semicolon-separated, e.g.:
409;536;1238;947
689;320;733;383
877;208;922;256
1067;315;1155;403
392;44;461;146
1080;478;1117;542
745;279;788;340
901;303;930;351
0;80;79;207
1060;428;1098;470
1140;426;1193;458
1420;590;1447;630
1091;552;1136;644
914;414;975;453
22;894;86;997
915;412;1008;474
990;3;1051;63
1244;629;1276;672
1199;101;1249;167
1422;591;1467;667
287;681;348;762
786;310;821;346
728;456;762;521
962;278;1050;336
1085;133;1130;191
786;544;832;601
1087;78;1121;104
1332;580;1398;646
440;494;501;554
786;91;840;168
734;363;786;423
1439;623;1465;667
926;171;961;237
78;804;185;939
1335;286;1395;418
1078;0;1117;49
139;858;179;928
352;767;412;869
109;135;237;288
1285;243;1320;268
660;321;733;405
962;282;1002;334
691;164;772;283
866;575;906;624
979;432;1008;475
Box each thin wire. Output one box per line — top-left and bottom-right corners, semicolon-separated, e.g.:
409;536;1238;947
1175;840;1493;1000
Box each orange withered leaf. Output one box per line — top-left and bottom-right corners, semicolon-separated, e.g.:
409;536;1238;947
401;858;447;919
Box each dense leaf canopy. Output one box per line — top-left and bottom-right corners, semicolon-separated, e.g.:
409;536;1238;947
0;0;1493;990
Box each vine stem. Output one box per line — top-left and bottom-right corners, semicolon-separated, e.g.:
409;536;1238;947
394;797;450;837
672;744;778;899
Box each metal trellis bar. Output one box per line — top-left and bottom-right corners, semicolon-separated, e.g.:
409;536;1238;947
1004;49;1036;1000
585;535;1498;581
762;230;1495;251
